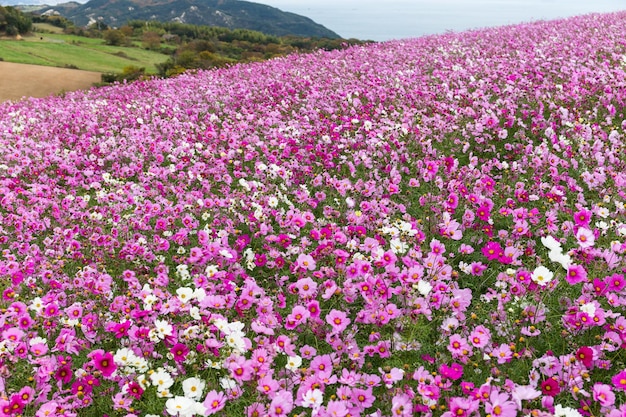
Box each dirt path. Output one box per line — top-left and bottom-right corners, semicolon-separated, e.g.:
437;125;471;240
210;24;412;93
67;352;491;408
0;62;102;102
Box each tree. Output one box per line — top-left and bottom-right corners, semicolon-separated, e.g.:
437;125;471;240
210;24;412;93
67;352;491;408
103;29;125;46
142;31;161;50
0;6;32;35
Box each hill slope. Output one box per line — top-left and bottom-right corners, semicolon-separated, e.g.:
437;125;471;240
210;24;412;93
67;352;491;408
35;0;341;38
1;10;626;417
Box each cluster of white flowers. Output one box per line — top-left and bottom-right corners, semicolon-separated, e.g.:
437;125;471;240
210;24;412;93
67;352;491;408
176;264;191;281
149;319;173;342
213;318;248;354
541;235;572;269
379;220;417;255
176;286;206;305
114;347;150;374
243;248;256;270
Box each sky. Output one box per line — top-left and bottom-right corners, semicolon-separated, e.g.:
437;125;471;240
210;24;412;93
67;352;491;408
250;0;626;41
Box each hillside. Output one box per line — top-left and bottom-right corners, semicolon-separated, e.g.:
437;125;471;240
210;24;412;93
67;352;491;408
0;10;626;417
33;0;340;38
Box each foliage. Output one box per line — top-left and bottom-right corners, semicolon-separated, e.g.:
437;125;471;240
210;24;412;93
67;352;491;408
31;13;74;30
0;6;32;35
101;65;146;83
103;28;127;46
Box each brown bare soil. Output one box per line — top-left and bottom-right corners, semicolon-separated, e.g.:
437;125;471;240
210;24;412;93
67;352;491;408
0;62;101;102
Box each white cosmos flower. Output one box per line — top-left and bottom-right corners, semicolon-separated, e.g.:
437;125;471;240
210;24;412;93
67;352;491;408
548;250;572;269
580;302;596;318
225;331;247;353
165;396;194;416
541;236;562;252
531;266;554;286
176;287;195;303
553;404;583;417
390;238;408;254
150;368;174;390
285;355;302;371
416;280;433;296
300;388;323;410
152;319;173;339
182;377;206;400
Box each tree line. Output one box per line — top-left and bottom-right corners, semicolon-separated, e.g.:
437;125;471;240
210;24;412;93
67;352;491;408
27;13;372;81
94;20;370;78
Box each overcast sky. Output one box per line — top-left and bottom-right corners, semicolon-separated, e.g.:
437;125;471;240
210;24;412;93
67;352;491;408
251;0;626;41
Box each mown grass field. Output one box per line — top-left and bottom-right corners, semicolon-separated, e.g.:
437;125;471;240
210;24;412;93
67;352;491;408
0;31;168;73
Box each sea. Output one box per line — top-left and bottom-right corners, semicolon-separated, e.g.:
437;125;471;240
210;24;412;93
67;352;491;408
252;0;626;41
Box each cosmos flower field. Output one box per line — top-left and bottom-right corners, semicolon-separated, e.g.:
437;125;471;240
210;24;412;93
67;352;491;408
1;11;626;417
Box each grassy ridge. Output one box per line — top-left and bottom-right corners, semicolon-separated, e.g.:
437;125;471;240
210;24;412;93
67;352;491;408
0;32;168;73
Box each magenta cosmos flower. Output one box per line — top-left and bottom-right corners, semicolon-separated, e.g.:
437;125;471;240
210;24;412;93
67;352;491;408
89;349;117;378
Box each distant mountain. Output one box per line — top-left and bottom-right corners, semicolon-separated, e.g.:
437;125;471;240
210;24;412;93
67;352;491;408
31;0;341;38
1;0;63;5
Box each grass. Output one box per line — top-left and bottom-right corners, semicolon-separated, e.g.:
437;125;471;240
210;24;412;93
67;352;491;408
0;32;169;73
32;23;65;34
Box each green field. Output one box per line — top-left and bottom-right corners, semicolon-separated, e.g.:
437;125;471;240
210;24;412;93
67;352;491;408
0;32;168;73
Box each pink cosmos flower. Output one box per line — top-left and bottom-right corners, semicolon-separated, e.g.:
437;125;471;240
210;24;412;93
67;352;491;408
476;204;491;222
485;390;518;417
443;397;479;417
295;253;316;271
6;396;24;416
482;241;504;260
606;273;626;292
285;305;310;329
492;343;513;364
448;335;471;358
592;383;615;407
469;262;487;276
257;375;280;396
2;327;24;344
35;401;59;417
611;369;626;391
17;386;35;405
203;390;227;415
246;403;266;417
126;381;144;399
565;264;587;285
326;309;351;333
575;227;594;248
295;277;318;298
459;243;475;254
380;367;404;388
573;208;592;226
469;325;491;348
268;390;293;417
54;365;73;385
17;314;34;330
350;387;374;410
391;393;412;417
310;354;333;375
429;239;446;256
439;363;464;380
30;343;48;357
